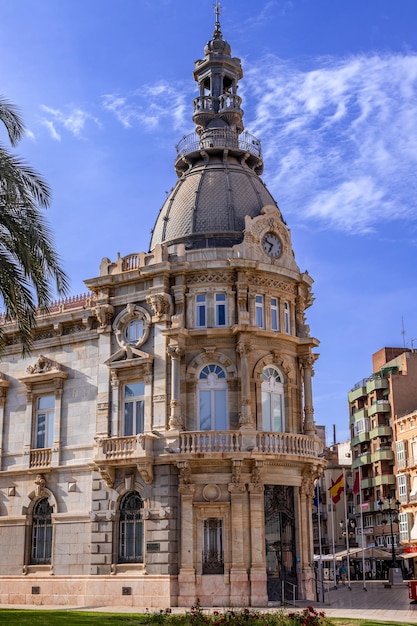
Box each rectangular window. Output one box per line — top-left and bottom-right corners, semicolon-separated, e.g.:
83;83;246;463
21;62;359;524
196;294;207;328
123;382;145;435
270;297;279;331
398;473;408;503
399;512;410;543
35;396;55;449
202;518;224;574
255;295;264;328
396;440;407;469
284;302;291;334
215;293;226;326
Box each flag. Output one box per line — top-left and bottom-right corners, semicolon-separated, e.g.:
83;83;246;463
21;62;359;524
352;471;360;495
329;473;344;504
313;483;322;508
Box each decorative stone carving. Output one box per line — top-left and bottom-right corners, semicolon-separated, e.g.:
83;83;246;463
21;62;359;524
146;293;172;320
178;461;191;485
202;484;221;501
27;355;61;375
137;462;153;485
251;460;263;485
34;474;46;497
98;466;115;488
91;303;114;329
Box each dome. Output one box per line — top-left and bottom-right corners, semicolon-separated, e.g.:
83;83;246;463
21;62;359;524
150;156;279;250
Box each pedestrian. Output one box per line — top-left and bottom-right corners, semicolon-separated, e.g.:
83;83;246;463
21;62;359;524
340;563;347;584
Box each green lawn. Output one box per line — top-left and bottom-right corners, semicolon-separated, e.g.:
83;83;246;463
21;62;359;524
0;610;414;626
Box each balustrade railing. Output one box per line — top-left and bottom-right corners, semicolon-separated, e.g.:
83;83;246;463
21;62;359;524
176;129;261;159
30;448;52;469
257;432;319;456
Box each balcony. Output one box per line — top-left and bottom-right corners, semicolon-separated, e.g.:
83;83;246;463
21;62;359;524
373;474;396;488
369;425;392;439
29;448;52;469
368;400;390;417
348;383;367;403
352;452;371;468
94;431;321;464
175;129;262;160
351;432;370;447
371;448;394;464
366;377;389;394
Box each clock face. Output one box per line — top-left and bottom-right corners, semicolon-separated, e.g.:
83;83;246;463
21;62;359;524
262;232;282;258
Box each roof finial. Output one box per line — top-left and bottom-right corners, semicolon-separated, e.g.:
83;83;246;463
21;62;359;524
213;1;222;39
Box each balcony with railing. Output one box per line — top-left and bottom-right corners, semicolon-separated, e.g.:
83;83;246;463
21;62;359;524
368;400;390;417
29;448;52;469
175;129;262;160
94;431;321;463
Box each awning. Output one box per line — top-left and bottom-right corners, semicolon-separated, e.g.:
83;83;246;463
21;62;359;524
401;552;417;560
314;547;403;561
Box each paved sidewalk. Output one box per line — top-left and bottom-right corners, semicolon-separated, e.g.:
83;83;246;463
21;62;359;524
296;580;417;623
1;581;417;623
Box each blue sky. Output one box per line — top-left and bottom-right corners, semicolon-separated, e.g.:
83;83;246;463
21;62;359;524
2;0;417;444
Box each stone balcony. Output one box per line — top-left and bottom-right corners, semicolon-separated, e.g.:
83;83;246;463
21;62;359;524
94;430;322;464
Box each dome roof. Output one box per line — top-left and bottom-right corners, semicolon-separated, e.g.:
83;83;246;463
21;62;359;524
150;156;279;250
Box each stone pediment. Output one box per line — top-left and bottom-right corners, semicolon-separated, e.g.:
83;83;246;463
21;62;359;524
105;346;154;367
20;355;68;389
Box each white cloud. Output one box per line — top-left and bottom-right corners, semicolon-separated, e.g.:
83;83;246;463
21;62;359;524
40;105;101;139
42;119;61;141
244;52;417;233
102;80;190;133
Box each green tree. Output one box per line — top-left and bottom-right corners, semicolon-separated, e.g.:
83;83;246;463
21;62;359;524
0;96;69;354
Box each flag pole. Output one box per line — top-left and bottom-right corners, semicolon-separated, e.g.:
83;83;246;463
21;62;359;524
343;467;352;590
317;481;325;603
325;470;337;588
358;466;367;591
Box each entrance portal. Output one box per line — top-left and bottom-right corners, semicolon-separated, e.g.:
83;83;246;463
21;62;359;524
265;485;296;602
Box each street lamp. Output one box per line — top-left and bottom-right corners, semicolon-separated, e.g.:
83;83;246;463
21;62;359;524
377;495;401;585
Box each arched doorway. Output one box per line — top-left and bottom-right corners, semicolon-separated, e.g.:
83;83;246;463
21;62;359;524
265;485;296;602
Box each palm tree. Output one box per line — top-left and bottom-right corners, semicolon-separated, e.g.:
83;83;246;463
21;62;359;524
0;96;69;354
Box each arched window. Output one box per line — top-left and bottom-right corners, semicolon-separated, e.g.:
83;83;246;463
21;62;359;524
261;366;285;432
31;497;53;565
198;364;228;430
118;491;144;563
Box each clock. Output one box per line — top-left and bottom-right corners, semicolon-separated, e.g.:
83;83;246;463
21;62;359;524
262;232;282;258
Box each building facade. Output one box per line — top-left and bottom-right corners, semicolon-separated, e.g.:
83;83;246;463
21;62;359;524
0;15;323;608
349;347;417;563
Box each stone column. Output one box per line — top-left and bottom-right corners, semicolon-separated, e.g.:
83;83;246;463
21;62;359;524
237;341;254;428
248;461;268;607
168;346;184;430
228;461;249;606
0;376;9;467
177;461;196;606
91;304;114;437
301;355;317;436
299;465;316;600
51;380;64;466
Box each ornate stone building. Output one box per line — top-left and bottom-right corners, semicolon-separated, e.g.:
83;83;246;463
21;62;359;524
0;12;323;608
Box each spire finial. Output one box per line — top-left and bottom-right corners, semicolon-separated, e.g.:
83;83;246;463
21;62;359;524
213;1;222;39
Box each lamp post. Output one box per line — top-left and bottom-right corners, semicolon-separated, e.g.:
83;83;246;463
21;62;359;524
339;518;356;588
377;495;401;585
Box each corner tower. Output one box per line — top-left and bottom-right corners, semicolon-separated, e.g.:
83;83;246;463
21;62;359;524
150;8;277;251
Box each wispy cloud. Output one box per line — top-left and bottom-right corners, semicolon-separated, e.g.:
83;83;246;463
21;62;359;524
244;53;417;233
102;80;189;133
40;105;101;140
